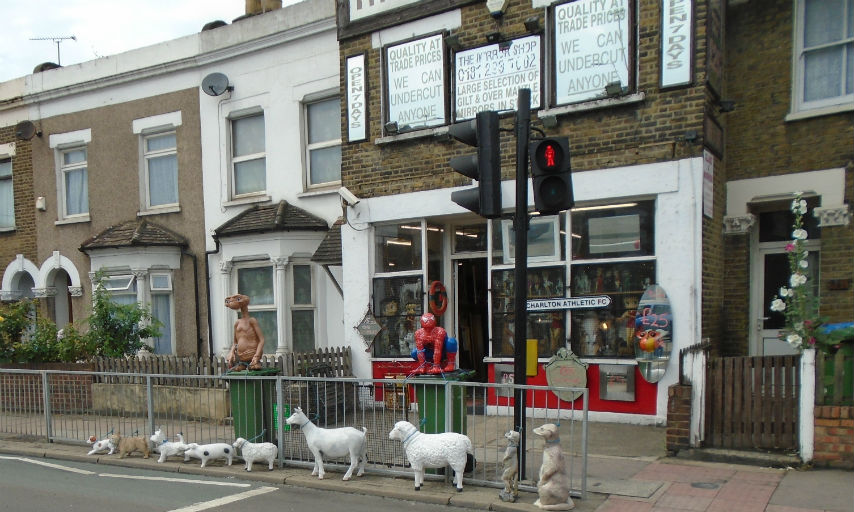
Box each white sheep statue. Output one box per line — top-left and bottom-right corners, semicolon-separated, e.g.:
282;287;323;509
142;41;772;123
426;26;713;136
233;437;278;471
533;423;574;510
150;428;189;463
285;406;367;480
388;420;474;492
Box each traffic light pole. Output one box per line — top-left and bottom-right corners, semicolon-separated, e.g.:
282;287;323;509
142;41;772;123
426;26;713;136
513;88;530;480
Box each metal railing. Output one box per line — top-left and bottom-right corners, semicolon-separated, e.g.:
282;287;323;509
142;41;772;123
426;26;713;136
0;368;588;497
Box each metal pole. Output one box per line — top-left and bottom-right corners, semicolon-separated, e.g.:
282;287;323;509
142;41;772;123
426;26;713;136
513;88;531;479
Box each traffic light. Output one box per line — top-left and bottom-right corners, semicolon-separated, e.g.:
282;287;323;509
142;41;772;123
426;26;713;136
530;137;573;215
448;110;502;218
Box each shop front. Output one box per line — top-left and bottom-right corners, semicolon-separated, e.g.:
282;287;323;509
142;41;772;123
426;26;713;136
341;158;703;424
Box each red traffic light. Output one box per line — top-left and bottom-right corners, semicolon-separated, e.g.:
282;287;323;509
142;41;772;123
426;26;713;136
532;139;566;173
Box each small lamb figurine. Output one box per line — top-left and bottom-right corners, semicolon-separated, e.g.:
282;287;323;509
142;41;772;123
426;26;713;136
388;420;474;493
499;430;520;502
532;423;574;510
183;442;234;468
150;428;189;463
86;434;115;456
233;437;278;472
285;407;367;480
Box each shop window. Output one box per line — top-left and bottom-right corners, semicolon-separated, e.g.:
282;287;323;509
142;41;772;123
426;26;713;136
453;223;488;253
569;201;656;358
372;275;423;357
375;223;423;273
492;267;567;358
492;215;566;266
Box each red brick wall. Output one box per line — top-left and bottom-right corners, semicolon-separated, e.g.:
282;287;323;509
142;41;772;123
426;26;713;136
666;383;692;455
813;405;854;469
0;127;37;266
338;0;709;200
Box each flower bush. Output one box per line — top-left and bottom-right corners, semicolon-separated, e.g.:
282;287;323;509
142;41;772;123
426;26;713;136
0;272;161;363
769;194;854;352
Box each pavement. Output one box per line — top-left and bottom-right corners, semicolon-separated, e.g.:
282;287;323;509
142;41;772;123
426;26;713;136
1;423;851;512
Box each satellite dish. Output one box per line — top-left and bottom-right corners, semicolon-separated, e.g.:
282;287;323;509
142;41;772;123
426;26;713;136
15;120;39;141
201;72;233;96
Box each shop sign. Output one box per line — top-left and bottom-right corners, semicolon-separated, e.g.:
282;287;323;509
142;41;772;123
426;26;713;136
544;348;588;402
356;307;383;351
454;35;541;120
527;295;611;311
385;34;446;130
349;0;419;21
554;0;630;105
660;0;693;88
347;54;367;142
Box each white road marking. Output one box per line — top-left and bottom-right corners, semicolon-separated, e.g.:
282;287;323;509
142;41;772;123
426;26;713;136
168;486;278;512
0;456;96;475
98;473;250;487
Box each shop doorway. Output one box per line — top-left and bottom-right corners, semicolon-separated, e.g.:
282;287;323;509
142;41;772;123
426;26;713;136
454;258;489;382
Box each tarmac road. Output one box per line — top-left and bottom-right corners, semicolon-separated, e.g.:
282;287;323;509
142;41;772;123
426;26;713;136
0;455;481;512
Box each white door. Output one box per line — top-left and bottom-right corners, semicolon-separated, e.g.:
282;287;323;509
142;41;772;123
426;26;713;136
753;241;820;356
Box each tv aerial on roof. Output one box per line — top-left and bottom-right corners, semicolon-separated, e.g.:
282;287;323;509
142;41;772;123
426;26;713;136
15;120;41;141
201;72;233;96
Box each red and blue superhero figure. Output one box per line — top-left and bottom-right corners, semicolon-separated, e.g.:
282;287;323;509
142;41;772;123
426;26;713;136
411;313;458;374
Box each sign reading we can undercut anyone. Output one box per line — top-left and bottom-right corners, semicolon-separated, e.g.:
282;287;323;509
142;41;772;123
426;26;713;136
385;34;446;130
554;0;630;105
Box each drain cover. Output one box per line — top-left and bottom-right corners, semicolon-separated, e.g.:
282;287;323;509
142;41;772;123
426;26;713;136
691;482;720;489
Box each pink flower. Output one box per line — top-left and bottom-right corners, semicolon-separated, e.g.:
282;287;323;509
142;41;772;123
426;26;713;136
808;337;816;346
785;243;795;252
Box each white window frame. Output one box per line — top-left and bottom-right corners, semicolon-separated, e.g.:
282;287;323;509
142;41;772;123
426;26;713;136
789;0;854;119
150;273;172;291
49;129;91;223
303;95;342;190
0;146;14;231
133;111;182;214
289;262;317;351
233;262;279;348
229;110;267;199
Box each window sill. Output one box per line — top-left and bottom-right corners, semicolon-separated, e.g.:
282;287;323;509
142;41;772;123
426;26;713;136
55;215;91;226
376;125;451;145
138;205;181;216
539;92;646;119
0;226;15;233
297;187;340;199
223;194;272;208
785;102;854;122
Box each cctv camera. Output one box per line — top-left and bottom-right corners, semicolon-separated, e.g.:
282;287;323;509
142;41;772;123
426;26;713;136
338;186;360;207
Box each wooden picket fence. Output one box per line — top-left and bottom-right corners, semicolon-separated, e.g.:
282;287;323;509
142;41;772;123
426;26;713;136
705;355;800;451
92;347;352;386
